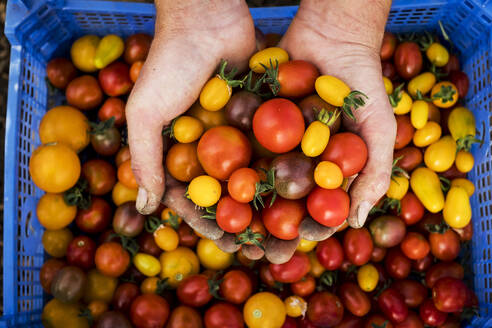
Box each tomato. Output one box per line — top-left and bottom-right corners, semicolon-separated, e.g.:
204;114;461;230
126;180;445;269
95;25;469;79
412;121;441;147
343;228;373;266
298;95;340;132
426;42;449;67
455;150;474;173
221;92;259;133
199;76;232;111
429;229;460;261
277;60;319;98
426;261;465;290
424;136;456;172
315;75;354;107
314;161;343;189
124;33;152;63
99;97;126;126
37;193;76;230
30;143;80;193
427;102;441;123
83;268;118;303
116;145;131;167
316;237;344;270
441;163;467;180
410;168;444;213
178;223;199;248
133;253;161;277
197;238;234;270
187;175;221;207
378;287;409;323
95;36;125;68
301;119;331;158
381;31;397;60
394;147;422;172
297;239;317;253
419;299;447;326
364;314;394;328
356;264;378;292
112;282;140;312
151;225;178;251
220;270;253;304
443;187;471;228
385;248;411;279
449;70;469;98
369;215;406;248
447;106;475;141
66;236;95;270
130;294;170;328
371;246;387;262
262;197;305;240
205;302;244;328
272;152;316;199
334;314;364;328
94;311;131;328
321;132;367;177
112;181;138;206
244;292;286;328
394;42;422;79
198;126;252;180
40;259;66;293
383;76;394;95
307;292;344;327
431;82;458;108
228;168;260;203
394;115;414;149
90;125;121;157
99;61;132;97
253;98;305;153
46;58;77;89
42;299;90;328
408;73;436;98
432;277;467;313
171;116;204;144
307;251;325;278
40;106;90;153
216;196;253;233
399;192;424;225
82;159;116;195
392;280;427;308
291;274;316;298
188;102;227;130
176;274;212;307
167;306;203;328
159;247;199;287
117;159;137;189
269;251;310;283
307;187;349;227
75;197;111;233
383;60;398;80
113;201;145;237
66;75;103;110
392;90;413;115
95;242;130;277
400;232;430;260
395;311;424;328
249;47;289;73
51;266;86;303
409;100;429;131
338;282;370;317
166;142;204;182
42;228;73;258
453;221;473;241
387;175;409;200
130;60;144;82
284;295;307;318
70;35;99;72
87;300;108;322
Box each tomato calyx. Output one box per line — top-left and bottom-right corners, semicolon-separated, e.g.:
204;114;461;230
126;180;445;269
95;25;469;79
417;31;435;51
110;233;139;257
89;116;116;135
388;83;405;107
235;227;266;250
218;59;247;88
456;135;482;152
439;176;451;192
432;84;456;103
460;306;479;322
63;179;91;209
371;321;390;328
392;156;410;180
318;271;338;290
207;273;224;300
201;205;217;220
382;197;402;215
262;59;281;96
425;221;450;234
341;90;368;121
316;108;340;126
428;65;448;81
78;308;94;326
145;214;180;232
155;278;171;295
243;70;267;96
414;89;433;101
253;168;277;210
162;117;177;138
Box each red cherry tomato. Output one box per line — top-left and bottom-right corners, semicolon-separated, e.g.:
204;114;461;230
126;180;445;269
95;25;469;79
176;274;212;308
277;60;320;98
220;270;253;304
419;299;447;326
307;292;344;327
385;248;412;279
227;168;260;203
343;228;373;266
394;42;423;80
400;232;430;260
269;251;310;283
307;187;349;227
262;197;305;240
412;253;433;272
338;282;371;317
291;274;316;298
98;97;126;126
378;287;409;323
316;237;344;270
321;132;368;177
395;115;415;150
429;229;460;261
66;236;96;270
392;279;427;308
75;197;112;234
216;196;252;233
365;314;394;328
204;302;244;328
425;261;464;288
371;246;387;262
432;277;467;313
395;311;424;328
130;294;170;328
394;147;423;172
399;192;424;225
449;70;469;98
112;282;140;312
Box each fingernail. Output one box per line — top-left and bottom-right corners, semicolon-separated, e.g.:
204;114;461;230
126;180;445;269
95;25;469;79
357;201;372;227
136;187;158;215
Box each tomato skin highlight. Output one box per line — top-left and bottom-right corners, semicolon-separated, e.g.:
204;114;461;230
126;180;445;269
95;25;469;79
307;187;349;227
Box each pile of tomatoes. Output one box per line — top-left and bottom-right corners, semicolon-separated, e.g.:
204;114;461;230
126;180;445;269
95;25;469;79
29;24;478;328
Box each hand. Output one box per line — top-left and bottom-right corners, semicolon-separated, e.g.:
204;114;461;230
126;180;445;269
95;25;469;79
279;0;396;238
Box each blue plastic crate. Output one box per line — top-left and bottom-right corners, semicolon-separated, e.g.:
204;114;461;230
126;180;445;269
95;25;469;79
3;0;492;326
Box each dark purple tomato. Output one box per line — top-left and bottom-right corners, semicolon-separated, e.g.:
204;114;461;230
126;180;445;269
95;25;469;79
91;125;121;156
112;282;140;312
95;311;132;328
225;90;262;131
297;95;340;133
51;266;87;303
369;215;406;248
113;201;145;237
272;152;315;199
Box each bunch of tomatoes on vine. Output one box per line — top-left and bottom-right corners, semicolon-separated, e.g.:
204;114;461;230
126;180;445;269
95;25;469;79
30;22;478;328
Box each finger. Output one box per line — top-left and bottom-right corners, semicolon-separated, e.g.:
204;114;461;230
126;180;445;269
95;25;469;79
162;185;223;240
264;236;300;264
299;217;344;241
214;233;241;253
164;171;182;189
242;244;265;260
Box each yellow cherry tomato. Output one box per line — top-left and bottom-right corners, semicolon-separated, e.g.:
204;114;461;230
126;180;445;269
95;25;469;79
284;295;307;318
448;106;476;141
161;208;182;228
451;178;475;197
154;225;179;251
112;181;138;206
307;251;325;278
133;253;161;277
39;106;90;153
410;100;429;129
42;228;73;258
188;175;221;207
314;161;343;189
94;34;124;69
431;81;458;108
386;175;409;200
83;269;118;303
71;35;100;73
424;136;457;172
315;75;351;107
42;299;90;328
383;76;393;95
455;151;474;173
393;91;413;115
443;187;471;228
187;102;227;130
37;193;77;230
413;121;442;147
199;76;231;111
244;292;286;328
197;238;234;270
141;277;160;294
410;167;445;213
249;47;289;73
172;116;204;143
357;263;379;292
297;239;318;253
301;121;330;157
426;43;450;67
427;102;441;123
30;143;81;193
159;247;199;287
408;72;436;97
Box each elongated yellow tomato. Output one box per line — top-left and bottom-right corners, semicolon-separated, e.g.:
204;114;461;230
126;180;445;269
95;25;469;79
307;251;325;278
249;47;289;73
431;81;458;108
284;295;307;318
197;238;234;270
301;121;330;157
37;193;77;230
133;253;161;277
386;175;409;200
244;292;286;328
154;225;179;251
160;247;199;287
199;76;231;111
315;75;351;107
94;34;124;69
172;116;204;143
455;150;474;173
410;167;445;213
188;175;221;207
424;136;456;172
413;121;442;147
314;161;343;189
383;76;393;94
71;35;100;72
426;43;450;67
393;91;413;115
451;178;475;196
408;72;436;97
443;187;471;228
357;263;379;292
296;239;318;253
410;100;429;129
448;106;476;140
